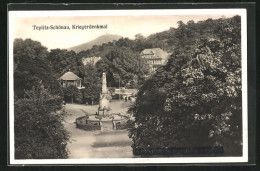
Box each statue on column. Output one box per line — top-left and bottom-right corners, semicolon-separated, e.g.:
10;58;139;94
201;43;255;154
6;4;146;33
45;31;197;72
98;72;111;115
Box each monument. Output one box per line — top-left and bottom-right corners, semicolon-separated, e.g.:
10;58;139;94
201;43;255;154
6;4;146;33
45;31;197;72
98;72;111;115
75;72;129;131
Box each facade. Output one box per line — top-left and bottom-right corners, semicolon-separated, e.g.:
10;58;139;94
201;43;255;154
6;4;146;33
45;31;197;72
82;56;101;65
58;70;84;89
114;88;138;99
140;48;170;74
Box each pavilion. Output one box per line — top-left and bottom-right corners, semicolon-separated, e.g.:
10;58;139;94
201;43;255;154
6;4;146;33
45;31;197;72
58;70;84;89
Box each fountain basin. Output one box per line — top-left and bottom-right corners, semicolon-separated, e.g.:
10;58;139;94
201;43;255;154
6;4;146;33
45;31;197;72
75;114;131;131
75;115;101;131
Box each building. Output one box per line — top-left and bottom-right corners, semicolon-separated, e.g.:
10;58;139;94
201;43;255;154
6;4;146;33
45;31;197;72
82;56;101;65
140;48;170;74
58;70;84;89
113;87;138;100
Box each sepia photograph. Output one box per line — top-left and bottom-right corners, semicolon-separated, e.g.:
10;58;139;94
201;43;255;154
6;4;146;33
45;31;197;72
8;9;248;164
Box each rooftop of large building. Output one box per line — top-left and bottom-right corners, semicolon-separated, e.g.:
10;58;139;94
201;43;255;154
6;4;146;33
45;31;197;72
140;48;170;59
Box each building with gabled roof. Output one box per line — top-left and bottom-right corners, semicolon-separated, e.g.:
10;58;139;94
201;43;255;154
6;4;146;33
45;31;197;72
140;48;170;75
58;70;84;89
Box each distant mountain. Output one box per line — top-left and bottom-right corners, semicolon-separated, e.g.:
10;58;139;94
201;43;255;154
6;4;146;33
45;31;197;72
67;34;122;53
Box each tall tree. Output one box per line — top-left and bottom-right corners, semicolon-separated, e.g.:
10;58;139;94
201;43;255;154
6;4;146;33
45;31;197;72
13;39;62;98
96;46;149;87
81;63;102;105
47;49;85;79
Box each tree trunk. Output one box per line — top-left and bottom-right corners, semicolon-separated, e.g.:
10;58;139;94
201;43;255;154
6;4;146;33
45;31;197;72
71;97;73;103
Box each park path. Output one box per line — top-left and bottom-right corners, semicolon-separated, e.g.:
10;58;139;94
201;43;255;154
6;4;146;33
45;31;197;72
63;101;134;158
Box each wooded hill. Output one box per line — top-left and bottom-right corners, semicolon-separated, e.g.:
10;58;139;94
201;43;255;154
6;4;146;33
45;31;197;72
67;34;122;53
76;17;225;58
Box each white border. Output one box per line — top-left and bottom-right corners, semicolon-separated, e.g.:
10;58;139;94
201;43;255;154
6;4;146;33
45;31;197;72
9;9;248;165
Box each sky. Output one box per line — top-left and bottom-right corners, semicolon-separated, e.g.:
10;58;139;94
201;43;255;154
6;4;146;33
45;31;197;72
12;12;237;50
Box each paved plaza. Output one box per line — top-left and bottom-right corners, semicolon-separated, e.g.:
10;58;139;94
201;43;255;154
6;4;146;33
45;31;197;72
64;101;134;158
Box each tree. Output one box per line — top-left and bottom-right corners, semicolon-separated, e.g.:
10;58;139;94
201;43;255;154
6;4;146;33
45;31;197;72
15;81;70;159
129;16;242;156
47;49;86;79
133;34;154;52
13;39;62;98
63;85;82;103
96;46;149;87
81;63;102;105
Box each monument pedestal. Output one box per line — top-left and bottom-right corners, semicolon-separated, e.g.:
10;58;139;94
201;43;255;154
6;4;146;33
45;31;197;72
98;72;111;115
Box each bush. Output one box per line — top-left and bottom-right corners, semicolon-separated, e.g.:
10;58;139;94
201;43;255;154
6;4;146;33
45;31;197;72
14;82;70;159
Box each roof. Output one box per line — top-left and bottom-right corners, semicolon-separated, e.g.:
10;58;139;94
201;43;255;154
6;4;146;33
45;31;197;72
58;71;82;81
140;48;169;59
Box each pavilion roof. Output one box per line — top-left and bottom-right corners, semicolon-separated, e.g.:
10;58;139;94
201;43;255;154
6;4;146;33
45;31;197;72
58;71;82;81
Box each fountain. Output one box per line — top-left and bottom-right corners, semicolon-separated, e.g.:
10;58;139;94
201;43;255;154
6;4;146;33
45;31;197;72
75;72;130;131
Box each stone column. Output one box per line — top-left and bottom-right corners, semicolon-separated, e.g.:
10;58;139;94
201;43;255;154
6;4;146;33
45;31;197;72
99;72;111;115
102;72;107;94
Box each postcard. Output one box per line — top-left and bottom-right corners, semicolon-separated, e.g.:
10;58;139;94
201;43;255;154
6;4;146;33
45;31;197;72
8;8;248;164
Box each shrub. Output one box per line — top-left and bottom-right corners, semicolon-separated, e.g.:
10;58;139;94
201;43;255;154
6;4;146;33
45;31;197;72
14;82;70;159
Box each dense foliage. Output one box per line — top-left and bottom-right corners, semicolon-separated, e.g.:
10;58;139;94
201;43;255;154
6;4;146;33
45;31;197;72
63;85;83;103
129;16;242;156
15;82;70;159
76;36;152;58
81;63;102;105
96;46;149;87
13;39;62;98
13;40;71;159
47;49;86;79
